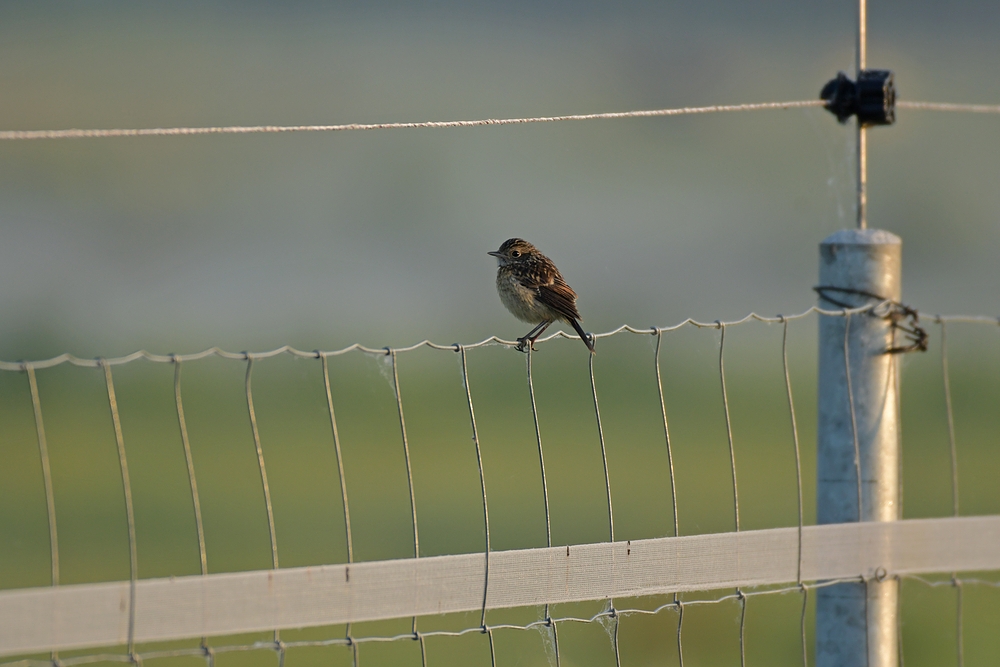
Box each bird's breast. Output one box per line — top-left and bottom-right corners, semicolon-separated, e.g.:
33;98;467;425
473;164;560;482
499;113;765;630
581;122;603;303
496;271;548;323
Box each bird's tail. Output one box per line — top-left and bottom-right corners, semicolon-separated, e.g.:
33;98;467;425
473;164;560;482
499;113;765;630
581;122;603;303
569;318;596;354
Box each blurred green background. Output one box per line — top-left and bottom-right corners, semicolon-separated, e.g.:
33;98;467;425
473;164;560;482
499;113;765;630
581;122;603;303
1;1;998;665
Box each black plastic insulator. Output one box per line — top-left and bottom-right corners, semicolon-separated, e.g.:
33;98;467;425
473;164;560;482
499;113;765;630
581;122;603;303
820;70;895;126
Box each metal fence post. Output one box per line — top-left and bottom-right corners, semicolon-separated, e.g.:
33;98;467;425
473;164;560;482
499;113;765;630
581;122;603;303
816;228;901;667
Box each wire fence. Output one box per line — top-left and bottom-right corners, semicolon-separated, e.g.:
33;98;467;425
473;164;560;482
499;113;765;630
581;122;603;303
2;6;999;662
1;305;998;667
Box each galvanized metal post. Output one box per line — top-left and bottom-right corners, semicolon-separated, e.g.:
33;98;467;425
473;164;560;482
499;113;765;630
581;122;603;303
816;228;901;667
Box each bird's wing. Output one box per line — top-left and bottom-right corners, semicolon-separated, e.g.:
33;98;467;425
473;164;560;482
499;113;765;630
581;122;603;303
533;275;583;322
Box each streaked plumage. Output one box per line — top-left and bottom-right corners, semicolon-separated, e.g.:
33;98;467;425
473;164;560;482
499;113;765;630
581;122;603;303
488;238;594;353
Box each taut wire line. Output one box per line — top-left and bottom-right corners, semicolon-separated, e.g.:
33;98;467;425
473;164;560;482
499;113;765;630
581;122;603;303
0;100;824;140
896;101;1000;114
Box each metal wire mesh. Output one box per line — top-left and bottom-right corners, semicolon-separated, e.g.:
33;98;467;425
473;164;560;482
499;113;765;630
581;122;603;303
1;304;997;666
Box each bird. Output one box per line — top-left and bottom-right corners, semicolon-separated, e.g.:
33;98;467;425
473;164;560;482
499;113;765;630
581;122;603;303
488;238;595;353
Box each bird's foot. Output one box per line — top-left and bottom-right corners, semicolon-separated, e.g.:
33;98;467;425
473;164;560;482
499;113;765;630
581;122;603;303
515;337;539;353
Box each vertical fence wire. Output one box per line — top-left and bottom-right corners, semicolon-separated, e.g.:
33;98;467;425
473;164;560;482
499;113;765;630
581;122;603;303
172;360;208;578
842;315;872;665
676;601;685;667
320;353;355;644
611;609;622;667
549;619;561;667
524;347;560;667
800;585;810;667
172;358;211;655
717;323;746;666
244;356;280;643
654;327;683;656
717;324;740;533
953;577;964;667
654;331;680;542
780;318;805;584
940;323;960;516
25;365;59;587
486;627;497;667
897;581;905;667
245;357;279;570
897;333;908;667
459;346;492;629
889;328;905;667
321;354;354;563
525;347;552;549
779;317;809;666
738;592;748;667
101;360;138;658
25;364;60;665
389;349;420;636
939;322;964;667
588;351;614;543
843;314;864;522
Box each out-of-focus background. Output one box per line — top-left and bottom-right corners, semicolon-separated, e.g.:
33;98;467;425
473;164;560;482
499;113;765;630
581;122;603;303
0;0;997;358
1;2;999;666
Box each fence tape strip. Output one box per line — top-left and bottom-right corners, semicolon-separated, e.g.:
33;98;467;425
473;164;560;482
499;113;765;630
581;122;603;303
2;515;998;658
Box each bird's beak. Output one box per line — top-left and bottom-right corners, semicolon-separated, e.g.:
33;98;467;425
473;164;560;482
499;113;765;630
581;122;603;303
487;251;503;257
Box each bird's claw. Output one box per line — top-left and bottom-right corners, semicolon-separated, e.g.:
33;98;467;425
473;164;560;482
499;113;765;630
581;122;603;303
515;337;538;353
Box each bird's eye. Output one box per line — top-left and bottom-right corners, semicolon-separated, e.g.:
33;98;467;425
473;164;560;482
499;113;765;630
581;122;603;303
511;250;521;258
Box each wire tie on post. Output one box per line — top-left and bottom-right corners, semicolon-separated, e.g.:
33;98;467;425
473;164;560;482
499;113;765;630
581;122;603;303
814;285;928;353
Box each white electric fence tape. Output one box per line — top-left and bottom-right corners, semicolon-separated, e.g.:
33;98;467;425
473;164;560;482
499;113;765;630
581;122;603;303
2;515;998;658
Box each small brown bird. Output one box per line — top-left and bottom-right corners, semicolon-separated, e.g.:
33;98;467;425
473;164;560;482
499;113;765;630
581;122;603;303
489;238;595;353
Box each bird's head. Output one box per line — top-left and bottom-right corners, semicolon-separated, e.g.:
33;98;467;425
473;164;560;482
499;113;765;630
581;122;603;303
488;238;537;266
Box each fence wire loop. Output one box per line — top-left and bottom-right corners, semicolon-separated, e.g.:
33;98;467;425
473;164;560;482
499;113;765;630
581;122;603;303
814;285;929;353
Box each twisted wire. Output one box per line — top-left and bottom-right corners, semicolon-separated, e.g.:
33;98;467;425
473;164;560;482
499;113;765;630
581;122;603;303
1;98;997;143
0;100;824;141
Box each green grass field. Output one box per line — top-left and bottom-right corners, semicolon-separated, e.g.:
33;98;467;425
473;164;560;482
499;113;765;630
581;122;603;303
2;318;998;666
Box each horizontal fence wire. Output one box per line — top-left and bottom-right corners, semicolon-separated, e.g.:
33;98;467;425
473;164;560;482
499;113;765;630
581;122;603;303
1;304;997;667
3;574;999;667
0;100;823;140
0;579;846;667
0;97;997;141
8;303;995;371
896;101;1000;114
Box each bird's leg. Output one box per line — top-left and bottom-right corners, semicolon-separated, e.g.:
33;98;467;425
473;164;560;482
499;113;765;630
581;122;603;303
517;321;551;352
